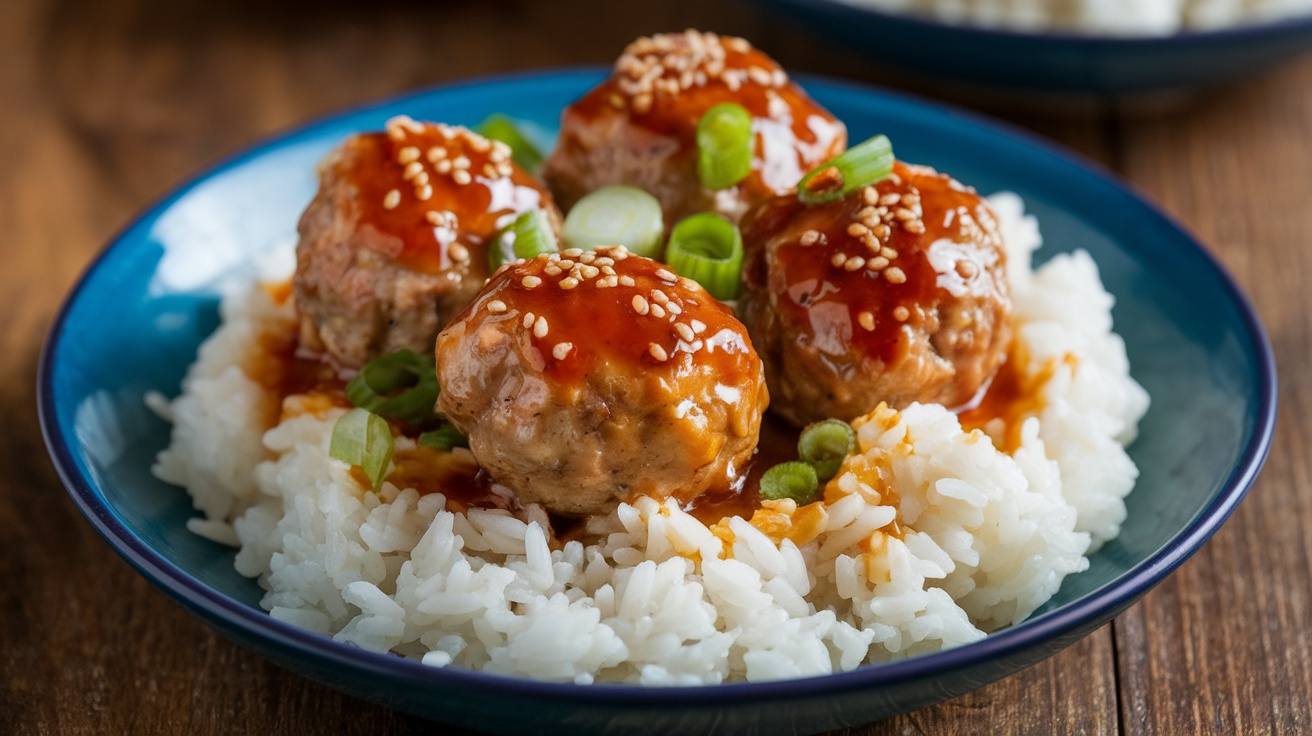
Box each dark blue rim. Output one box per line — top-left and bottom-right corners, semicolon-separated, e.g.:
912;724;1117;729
772;0;1312;45
37;67;1277;709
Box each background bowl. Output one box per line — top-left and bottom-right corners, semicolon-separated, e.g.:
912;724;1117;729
39;70;1275;734
756;0;1312;95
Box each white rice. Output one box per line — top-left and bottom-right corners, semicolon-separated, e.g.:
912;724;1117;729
151;193;1148;684
837;0;1312;35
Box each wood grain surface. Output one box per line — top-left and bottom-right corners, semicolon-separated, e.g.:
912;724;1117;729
2;0;1306;733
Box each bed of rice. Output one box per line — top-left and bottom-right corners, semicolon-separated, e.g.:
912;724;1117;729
837;0;1312;35
150;192;1149;685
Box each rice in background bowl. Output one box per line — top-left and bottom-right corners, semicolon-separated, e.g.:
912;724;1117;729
149;192;1149;684
834;0;1312;35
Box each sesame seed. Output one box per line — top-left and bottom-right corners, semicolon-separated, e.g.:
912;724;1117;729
845;256;866;271
905;220;926;234
595;256;615;267
522;276;542;288
690;319;706;334
553;342;573;360
559;277;579;290
580;265;600;279
656;268;677;282
831;253;848;268
893;306;910;322
483;163;498;178
436;159;452;174
868;256;890;270
847;223;869;237
413;171;430;186
881;247;898;259
601;265;616;276
884;267;907;284
880;193;901;206
858;311;876;331
956;260;978;278
452;155;471;169
383;189;401;210
580;252;596;264
533;316;549;338
487;299;507;313
563;248;584;258
453;170;472;186
648;343;668;361
470;136;491;152
666;302;682;315
449;243;470;263
619;275;636;287
403;161;423;180
650;289;669;304
800;230;820;246
522;312;535;328
557;259;575;269
397;146;420;164
674;323;695;341
862;188;881;205
425;211;442;225
544;265;562;276
895;208;917;221
416;184;433;201
632;295;650;315
650;303;667;319
427;147;446;162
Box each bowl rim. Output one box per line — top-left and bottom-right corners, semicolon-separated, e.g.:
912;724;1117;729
37;67;1278;708
768;0;1312;46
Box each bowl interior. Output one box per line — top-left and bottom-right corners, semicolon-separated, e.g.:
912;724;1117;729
41;71;1273;731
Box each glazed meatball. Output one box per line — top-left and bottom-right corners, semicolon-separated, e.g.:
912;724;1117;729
544;30;845;229
294;115;561;367
435;246;768;517
739;161;1011;426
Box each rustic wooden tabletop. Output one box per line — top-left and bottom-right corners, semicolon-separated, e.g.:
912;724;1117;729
3;0;1308;733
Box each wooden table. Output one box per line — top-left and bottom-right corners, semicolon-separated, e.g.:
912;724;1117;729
3;0;1307;733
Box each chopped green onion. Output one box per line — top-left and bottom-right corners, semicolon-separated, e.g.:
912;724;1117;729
346;349;440;426
759;461;820;505
797;134;895;205
489;209;559;272
798;419;857;482
664;213;744;301
476;114;543;172
697;103;754;191
418;424;469;451
330;408;394;490
561;185;664;258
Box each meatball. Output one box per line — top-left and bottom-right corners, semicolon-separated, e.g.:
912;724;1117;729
435;246;768;517
739;161;1012;426
294;115;561;367
543;30;845;229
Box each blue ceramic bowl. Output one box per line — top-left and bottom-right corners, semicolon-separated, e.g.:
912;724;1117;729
757;0;1312;94
39;70;1275;734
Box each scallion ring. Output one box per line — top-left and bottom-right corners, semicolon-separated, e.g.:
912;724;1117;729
798;419;857;482
345;349;441;426
489;209;559;272
797;134;895;205
329;408;394;491
561;185;664;258
759;461;820;505
697;103;753;191
664;212;744;301
476;114;544;172
418;424;469;451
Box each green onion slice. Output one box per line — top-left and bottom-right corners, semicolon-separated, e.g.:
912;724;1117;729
664;213;744;301
476;114;543;172
697;103;754;191
418;424;470;451
561;185;664;258
489;209;559;272
346;349;440;426
759;461;820;505
330;408;394;490
798;419;857;482
797;134;895;205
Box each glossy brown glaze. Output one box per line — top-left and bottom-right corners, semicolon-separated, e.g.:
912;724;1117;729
739;160;1013;426
338;118;554;275
544;31;845;226
435;245;769;517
